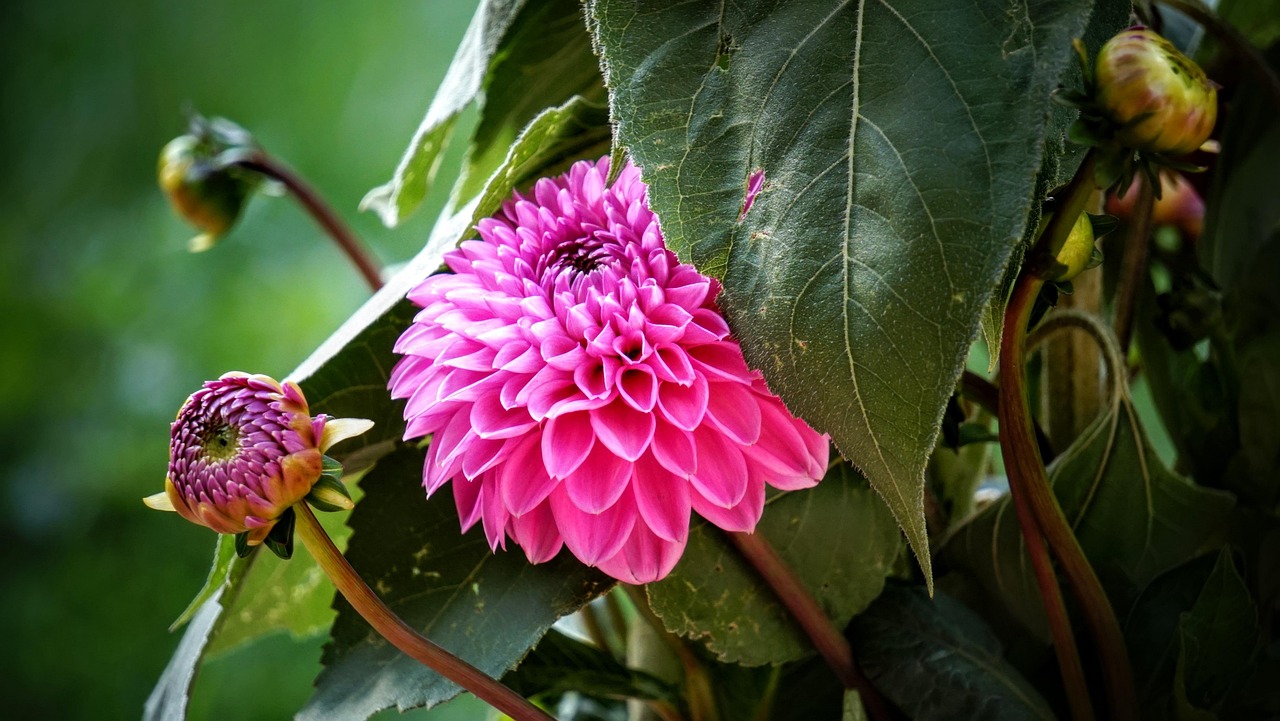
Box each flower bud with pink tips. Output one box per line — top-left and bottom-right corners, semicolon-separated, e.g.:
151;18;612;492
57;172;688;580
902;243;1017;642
145;372;372;558
389;157;829;585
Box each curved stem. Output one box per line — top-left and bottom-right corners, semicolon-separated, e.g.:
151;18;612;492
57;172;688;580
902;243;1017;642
293;504;554;721
959;371;1056;463
1001;150;1139;721
236;154;384;291
1000;278;1095;721
725;531;895;721
1111;179;1155;354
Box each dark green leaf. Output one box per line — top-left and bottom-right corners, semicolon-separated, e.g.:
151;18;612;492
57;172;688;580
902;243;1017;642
1200;45;1280;291
301;447;612;719
503;629;676;702
588;0;1101;583
849;585;1055;721
1174;550;1259;716
1124;552;1218;709
361;0;528;226
945;383;1236;636
647;462;901;665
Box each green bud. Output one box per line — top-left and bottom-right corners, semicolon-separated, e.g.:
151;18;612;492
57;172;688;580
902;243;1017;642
157;116;260;251
1095;27;1217;156
306;473;355;513
1039;212;1097;282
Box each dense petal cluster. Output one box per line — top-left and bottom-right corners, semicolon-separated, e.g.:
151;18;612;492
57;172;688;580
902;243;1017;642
390;158;828;583
156;373;326;544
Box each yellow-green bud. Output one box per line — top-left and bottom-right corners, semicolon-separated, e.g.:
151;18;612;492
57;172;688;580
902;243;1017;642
1095;27;1217;156
1039;212;1097;282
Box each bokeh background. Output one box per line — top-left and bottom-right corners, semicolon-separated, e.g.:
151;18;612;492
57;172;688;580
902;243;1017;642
0;1;485;717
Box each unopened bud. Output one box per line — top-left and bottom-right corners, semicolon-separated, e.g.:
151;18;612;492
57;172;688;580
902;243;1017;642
1039;212;1098;282
1095;27;1217;156
157;116;260;251
144;372;372;556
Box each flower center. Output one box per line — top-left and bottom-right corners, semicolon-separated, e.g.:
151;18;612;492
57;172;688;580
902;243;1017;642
199;422;242;463
549;237;607;276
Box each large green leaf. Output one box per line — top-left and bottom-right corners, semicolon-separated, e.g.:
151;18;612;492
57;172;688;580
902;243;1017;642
588;0;1098;582
1124;552;1218;711
944;372;1236;635
646;462;901;666
848;585;1056;721
502;629;677;703
300;447;612;720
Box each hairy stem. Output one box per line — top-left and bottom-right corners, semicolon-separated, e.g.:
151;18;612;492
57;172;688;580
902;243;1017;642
725;531;894;721
236;153;384;291
293;504;553;721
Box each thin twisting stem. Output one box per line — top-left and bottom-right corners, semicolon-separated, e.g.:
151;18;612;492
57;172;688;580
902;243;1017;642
1111;178;1155;353
293;504;554;721
236;154;384;291
725;531;895;721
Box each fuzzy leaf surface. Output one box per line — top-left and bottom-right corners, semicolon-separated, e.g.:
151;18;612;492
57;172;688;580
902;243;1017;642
647;463;900;665
588;0;1097;583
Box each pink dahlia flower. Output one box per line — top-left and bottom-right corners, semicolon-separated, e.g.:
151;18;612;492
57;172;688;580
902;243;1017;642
146;372;371;547
390;158;828;584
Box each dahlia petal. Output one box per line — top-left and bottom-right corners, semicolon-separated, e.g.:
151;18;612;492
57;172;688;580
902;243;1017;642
470;392;537;439
596;521;686;584
617;365;658;412
650;419;696;478
482;475;510;551
462;436;514;479
589;398;656;462
703;380;762;445
499;434;559;516
689;425;748;508
650;344;695;384
690;466;765;533
745;395;829;489
550;486;637;567
563;443;632;513
631;452;691;543
510;502;563;564
657;371;709;431
454;478;483;532
541;412;595;478
689;341;754;383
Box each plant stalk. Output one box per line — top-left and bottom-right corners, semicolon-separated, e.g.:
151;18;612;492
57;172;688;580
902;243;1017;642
725;531;894;721
1002;150;1139;721
1111;178;1155;354
293;503;554;721
236;153;384;291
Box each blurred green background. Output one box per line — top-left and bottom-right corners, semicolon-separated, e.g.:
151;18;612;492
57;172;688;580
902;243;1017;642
0;1;484;717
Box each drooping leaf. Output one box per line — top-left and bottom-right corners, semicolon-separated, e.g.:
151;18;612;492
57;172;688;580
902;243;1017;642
848;585;1056;721
360;0;527;226
944;380;1236;636
647;462;901;666
1173;550;1260;717
364;0;606;227
300;447;612;720
588;0;1100;584
453;0;605;202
